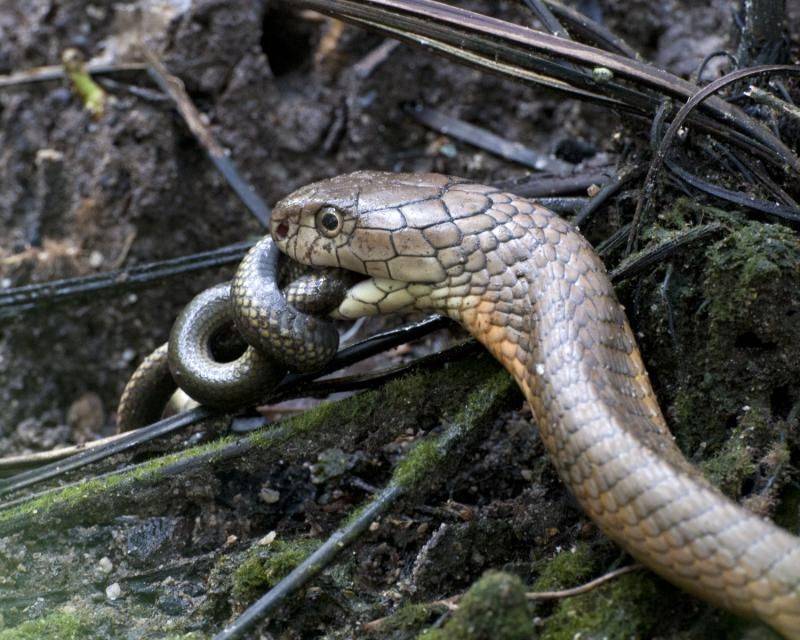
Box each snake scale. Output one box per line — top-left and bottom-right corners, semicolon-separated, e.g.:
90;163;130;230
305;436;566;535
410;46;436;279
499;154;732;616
264;171;800;638
117;238;349;430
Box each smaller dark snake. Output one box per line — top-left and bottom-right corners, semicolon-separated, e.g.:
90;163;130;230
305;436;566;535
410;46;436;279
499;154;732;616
116;237;351;431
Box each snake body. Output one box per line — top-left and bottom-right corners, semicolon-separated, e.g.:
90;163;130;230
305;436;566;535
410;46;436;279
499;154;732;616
117;237;348;431
268;171;800;638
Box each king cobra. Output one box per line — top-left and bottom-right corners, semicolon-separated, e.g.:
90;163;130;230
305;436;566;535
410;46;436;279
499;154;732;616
263;171;800;638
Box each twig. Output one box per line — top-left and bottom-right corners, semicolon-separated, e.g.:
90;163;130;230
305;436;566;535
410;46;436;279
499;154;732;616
493;169;613;198
541;0;638;59
521;0;571;41
353;38;400;78
31;149;68;247
538;196;588;214
745;84;800;122
573;166;644;228
404;102;572;174
736;0;787;66
0;407;217;498
214;485;404;640
692;51;738;85
627;63;800;253
0;62;147;90
0;316;454;497
295;0;799;171
596;223;631;257
665;158;800;222
0;431;133;477
0;241;255;320
609;223;725;282
420;564;644;617
213;367;516;639
526;564;643;600
142;48;270;227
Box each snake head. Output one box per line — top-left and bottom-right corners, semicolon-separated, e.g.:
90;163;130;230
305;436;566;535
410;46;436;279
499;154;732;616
271;171;492;318
271;170;460;276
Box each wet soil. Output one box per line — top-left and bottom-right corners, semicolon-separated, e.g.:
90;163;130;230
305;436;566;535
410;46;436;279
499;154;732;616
0;1;799;639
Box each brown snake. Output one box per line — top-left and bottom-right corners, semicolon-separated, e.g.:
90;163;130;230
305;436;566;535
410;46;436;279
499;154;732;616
267;171;800;638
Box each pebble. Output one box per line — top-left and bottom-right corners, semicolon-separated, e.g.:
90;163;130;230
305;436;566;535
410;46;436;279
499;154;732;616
258;531;277;546
98;557;113;574
89;251;104;268
259;487;280;504
106;582;121;601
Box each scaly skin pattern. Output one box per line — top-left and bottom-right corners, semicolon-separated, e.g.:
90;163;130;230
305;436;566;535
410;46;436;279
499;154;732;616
270;171;800;638
117;239;347;430
232;236;343;372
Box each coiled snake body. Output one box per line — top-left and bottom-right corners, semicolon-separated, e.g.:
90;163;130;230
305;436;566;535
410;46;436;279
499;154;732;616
268;171;800;638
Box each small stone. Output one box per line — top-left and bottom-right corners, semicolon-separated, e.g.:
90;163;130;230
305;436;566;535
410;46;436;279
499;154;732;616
520;468;533;481
591;66;613;83
67;392;105;437
89;250;104;268
98;557;113;574
258;531;277;546
587;183;601;197
259;487;280;504
106;583;121;600
225;535;238;546
369;521;380;532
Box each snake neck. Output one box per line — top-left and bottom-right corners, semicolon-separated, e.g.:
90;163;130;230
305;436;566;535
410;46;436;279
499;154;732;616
414;199;693;476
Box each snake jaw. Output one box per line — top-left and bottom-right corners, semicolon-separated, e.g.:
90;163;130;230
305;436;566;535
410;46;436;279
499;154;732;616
335;277;431;319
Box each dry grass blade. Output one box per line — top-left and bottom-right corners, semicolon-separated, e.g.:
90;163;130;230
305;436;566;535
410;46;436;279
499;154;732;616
629;64;800;251
525;564;643;600
143;48;270;227
293;0;799;171
521;0;571;40
0;61;147;90
542;0;638;59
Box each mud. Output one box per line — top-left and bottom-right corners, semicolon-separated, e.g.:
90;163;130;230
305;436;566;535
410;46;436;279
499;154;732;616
0;1;797;639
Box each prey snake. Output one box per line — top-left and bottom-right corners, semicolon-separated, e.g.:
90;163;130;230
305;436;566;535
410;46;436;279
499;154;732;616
117;236;352;430
266;171;800;638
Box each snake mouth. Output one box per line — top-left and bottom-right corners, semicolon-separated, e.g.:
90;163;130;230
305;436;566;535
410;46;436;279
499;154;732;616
336;276;428;319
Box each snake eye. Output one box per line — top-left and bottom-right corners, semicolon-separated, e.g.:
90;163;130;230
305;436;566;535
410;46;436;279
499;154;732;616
315;206;344;238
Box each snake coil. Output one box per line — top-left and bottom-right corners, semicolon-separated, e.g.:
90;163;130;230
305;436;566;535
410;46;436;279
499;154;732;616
117;237;349;431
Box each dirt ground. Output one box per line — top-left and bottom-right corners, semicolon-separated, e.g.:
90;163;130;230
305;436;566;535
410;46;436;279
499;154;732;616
0;1;799;638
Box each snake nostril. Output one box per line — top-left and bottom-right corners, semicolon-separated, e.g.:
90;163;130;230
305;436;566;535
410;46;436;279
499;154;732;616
275;222;289;239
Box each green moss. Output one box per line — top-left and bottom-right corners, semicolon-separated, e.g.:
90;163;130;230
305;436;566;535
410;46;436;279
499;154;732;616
419;572;534;640
705;222;800;328
368;603;437;637
0;609;92;640
530;542;599;592
1;357;510;535
648;220;800;459
701;419;759;497
538;571;666;640
393;369;515;489
393;438;442;488
231;538;320;604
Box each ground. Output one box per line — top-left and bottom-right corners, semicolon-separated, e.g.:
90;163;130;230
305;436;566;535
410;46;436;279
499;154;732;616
0;1;798;639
